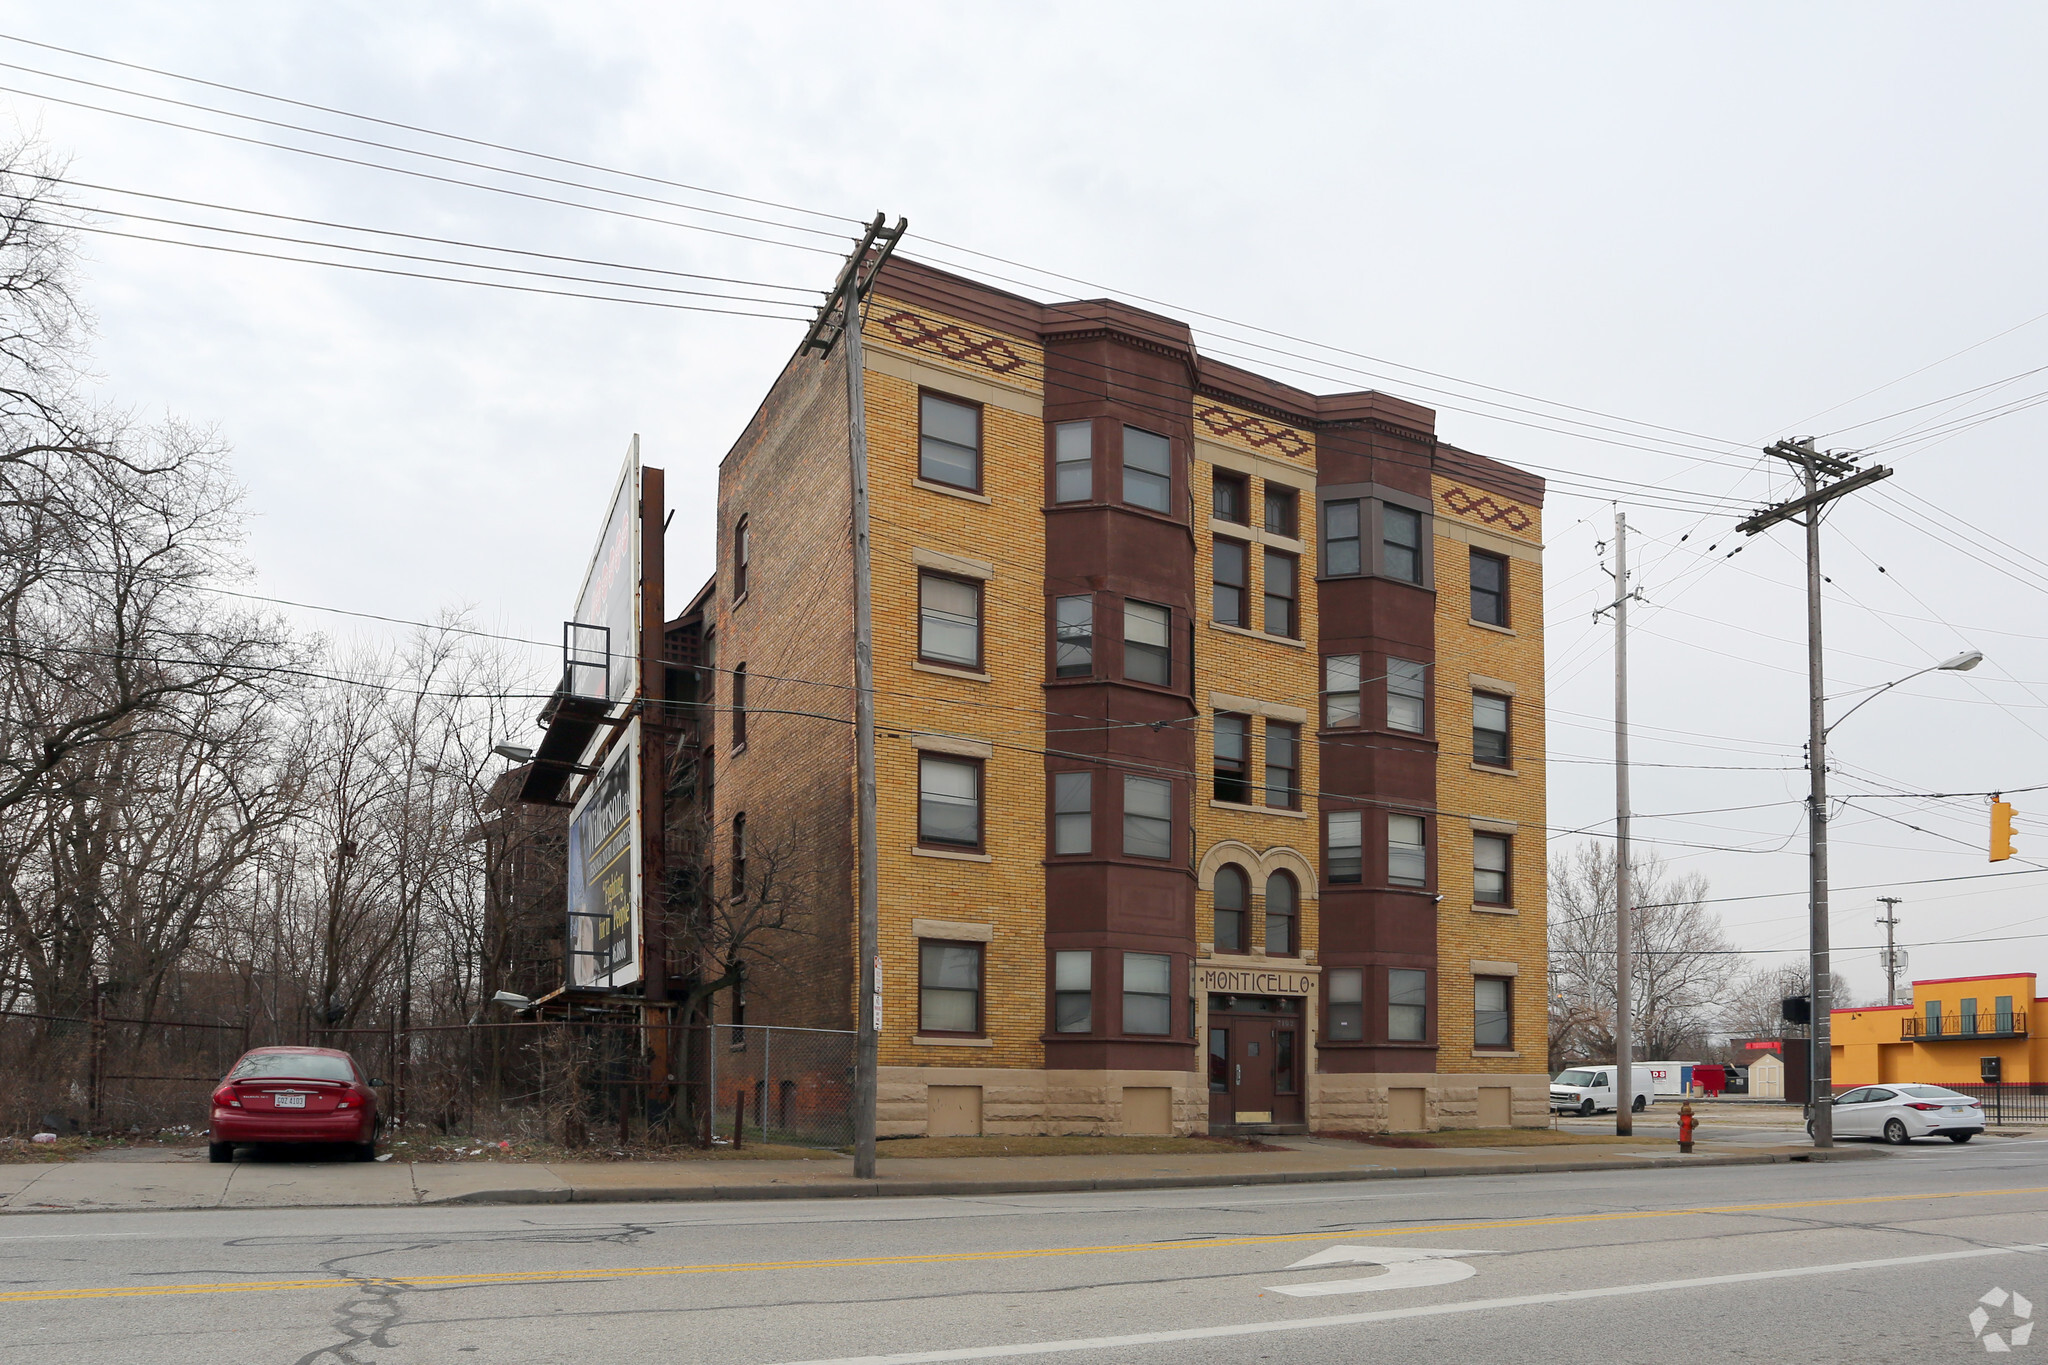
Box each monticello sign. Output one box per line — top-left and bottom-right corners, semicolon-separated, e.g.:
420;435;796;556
1198;966;1317;997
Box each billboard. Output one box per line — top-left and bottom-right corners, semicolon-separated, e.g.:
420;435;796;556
569;442;643;709
566;717;641;989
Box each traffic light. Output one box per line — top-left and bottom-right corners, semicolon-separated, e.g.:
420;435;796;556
1782;995;1811;1026
1991;799;2016;862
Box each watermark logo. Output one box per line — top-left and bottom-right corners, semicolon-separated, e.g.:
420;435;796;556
1971;1287;2034;1352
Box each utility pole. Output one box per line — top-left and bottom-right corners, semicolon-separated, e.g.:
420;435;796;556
1876;898;1903;1006
1737;437;1892;1147
802;214;907;1182
1596;511;1640;1135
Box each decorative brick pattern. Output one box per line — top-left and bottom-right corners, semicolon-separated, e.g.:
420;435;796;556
1439;484;1534;535
877;307;1037;380
1196;403;1313;461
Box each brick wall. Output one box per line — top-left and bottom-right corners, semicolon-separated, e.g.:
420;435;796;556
1430;473;1547;1075
712;341;859;1033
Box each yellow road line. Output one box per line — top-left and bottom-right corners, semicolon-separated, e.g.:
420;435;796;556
9;1184;2045;1305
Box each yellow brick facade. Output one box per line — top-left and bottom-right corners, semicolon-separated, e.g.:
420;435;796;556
1431;475;1547;1075
716;264;1553;1136
861;317;1051;1074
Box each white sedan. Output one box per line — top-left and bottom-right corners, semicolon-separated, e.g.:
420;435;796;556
1811;1084;1986;1144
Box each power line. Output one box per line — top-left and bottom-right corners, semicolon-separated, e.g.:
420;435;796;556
0;31;866;229
60;222;816;319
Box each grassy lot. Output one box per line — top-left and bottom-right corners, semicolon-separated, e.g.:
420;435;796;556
382;1134;841;1163
0;1133;201;1163
873;1135;1270;1158
1325;1127;1661;1149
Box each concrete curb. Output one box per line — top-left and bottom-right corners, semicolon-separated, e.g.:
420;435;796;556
433;1147;1885;1206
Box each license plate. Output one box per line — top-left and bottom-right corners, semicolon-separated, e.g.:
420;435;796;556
273;1094;306;1109
1949;1106;1965;1113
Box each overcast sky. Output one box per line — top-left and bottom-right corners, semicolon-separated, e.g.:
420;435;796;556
7;3;2047;1001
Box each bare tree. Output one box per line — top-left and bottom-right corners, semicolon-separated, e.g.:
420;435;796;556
1721;962;1856;1041
1548;841;1741;1066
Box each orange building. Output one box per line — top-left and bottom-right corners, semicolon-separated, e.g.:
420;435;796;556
1831;972;2042;1087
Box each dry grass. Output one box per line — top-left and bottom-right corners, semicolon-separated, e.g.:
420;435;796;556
873;1134;1272;1159
1320;1127;1659;1149
0;1132;202;1163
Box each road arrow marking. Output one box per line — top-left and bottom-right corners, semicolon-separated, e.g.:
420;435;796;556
1268;1245;1499;1298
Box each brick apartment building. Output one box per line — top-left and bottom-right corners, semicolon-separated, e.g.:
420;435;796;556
704;258;1548;1136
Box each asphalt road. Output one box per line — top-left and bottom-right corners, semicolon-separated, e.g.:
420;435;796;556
4;1135;2044;1364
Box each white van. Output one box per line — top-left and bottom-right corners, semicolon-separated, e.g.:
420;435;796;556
1550;1066;1657;1116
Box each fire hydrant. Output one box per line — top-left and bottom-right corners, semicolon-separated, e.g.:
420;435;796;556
1677;1101;1698;1154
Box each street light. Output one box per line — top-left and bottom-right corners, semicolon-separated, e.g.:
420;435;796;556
1806;647;1984;1148
492;744;535;763
1825;650;1983;739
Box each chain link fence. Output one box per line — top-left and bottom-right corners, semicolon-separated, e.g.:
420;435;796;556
1;1008;854;1151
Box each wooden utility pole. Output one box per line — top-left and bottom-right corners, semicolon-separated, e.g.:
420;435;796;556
1596;512;1641;1135
802;214;907;1181
1737;437;1893;1148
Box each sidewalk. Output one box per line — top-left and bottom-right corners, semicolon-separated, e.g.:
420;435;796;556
0;1134;1883;1214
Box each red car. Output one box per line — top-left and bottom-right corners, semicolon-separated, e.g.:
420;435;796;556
208;1046;384;1163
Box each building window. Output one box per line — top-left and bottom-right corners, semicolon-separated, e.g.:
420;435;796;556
1388;658;1427;733
1213;865;1248;953
1123;600;1171;686
1213;713;1251;804
1383;504;1422;583
1327;810;1362;883
1324;499;1361;576
919;940;983;1034
1327;968;1364;1041
1123;774;1173;859
1474;833;1510;905
1213;537;1249;627
1475;976;1512;1050
1054;421;1092;503
1388;968;1427;1041
1122;426;1172;513
1264;721;1299;809
1053;951;1092;1033
1264;871;1298;955
1473;692;1511;767
919;392;981;490
731;811;747;898
1052;771;1092;855
1122;952;1172;1035
1263;549;1297;637
1054;595;1093;678
918;754;982;849
733;516;749;598
1213;470;1248;524
1471;549;1507;626
1265;484;1297;538
918;572;982;669
731;663;747;748
1388;813;1427;887
1324;654;1361;728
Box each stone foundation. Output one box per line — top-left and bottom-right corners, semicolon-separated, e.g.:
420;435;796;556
878;1067;1206;1136
1309;1071;1553;1132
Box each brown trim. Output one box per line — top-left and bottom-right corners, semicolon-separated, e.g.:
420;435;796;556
916;937;987;1037
1263;483;1299;538
1470;547;1509;628
1212;468;1250;526
1261;546;1299;639
915;751;985;853
1473;830;1512;908
730;662;747;750
916;386;985;494
1473;689;1513;769
1212;535;1251;629
1264;719;1301;811
1261;868;1300;957
916;568;985;672
1437;441;1546;506
1474;973;1514;1051
732;514;749;600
